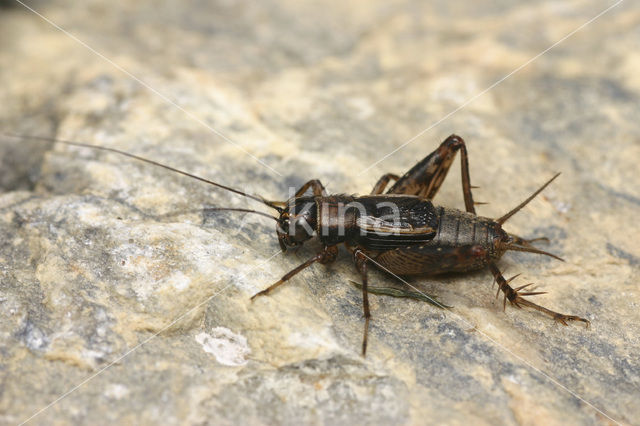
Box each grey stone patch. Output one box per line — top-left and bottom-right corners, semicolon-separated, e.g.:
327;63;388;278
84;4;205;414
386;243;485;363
0;135;52;192
210;356;411;425
598;184;640;207
16;319;49;352
606;243;640;267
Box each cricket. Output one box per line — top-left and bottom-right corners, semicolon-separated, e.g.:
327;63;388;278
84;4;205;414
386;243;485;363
3;133;590;355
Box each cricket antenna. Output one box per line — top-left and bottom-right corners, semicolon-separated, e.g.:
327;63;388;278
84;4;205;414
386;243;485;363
1;133;284;213
202;208;279;221
160;207;279;222
496;173;560;225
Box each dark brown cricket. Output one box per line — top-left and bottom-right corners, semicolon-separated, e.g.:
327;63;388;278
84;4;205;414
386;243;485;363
257;135;589;354
3;133;589;355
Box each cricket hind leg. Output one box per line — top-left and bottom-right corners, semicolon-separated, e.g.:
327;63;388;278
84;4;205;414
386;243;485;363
488;263;589;327
386;134;477;214
250;245;338;300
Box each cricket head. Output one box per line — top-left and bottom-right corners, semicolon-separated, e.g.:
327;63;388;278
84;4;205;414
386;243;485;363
276;196;318;251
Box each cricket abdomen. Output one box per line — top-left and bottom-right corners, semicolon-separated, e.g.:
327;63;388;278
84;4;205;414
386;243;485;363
372;206;508;275
432;207;496;247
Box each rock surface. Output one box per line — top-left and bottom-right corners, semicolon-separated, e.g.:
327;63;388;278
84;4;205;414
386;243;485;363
1;0;639;424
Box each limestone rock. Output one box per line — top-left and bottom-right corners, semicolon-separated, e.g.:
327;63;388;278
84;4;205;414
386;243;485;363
1;0;639;424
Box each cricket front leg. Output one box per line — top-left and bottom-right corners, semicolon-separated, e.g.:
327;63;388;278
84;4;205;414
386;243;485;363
488;263;589;326
267;179;328;209
251;245;338;300
370;173;400;194
295;179;327;197
353;249;372;356
387;134;477;214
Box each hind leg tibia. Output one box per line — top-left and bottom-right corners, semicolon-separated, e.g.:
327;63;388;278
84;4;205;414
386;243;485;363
488;263;589;327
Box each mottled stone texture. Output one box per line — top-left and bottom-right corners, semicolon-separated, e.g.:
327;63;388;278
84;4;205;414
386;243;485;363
1;0;639;424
